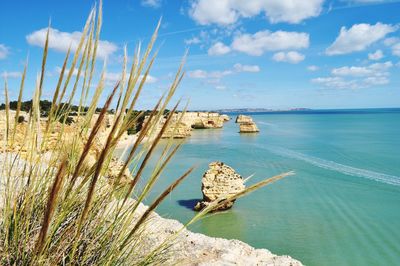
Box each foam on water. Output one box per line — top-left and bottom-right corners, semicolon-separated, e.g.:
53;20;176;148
266;146;400;186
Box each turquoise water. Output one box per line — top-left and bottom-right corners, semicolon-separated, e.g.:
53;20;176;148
135;110;400;265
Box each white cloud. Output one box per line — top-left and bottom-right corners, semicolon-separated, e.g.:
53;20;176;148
104;72;157;85
141;0;161;8
188;69;233;79
259;0;323;24
312;77;358;89
215;85;227;90
312;76;390;89
0;44;9;60
331;61;392;77
188;69;208;79
55;66;78;76
312;61;393;89
26;27;118;60
231;30;309;56
233;63;260;72
272;51;305;64
184;37;201;45
1;71;22;79
332;66;372;76
384;37;399;46
383;37;400;56
368;49;384;60
188;63;260;80
189;0;323;25
208;42;231;55
307;65;319;71
392;43;400;56
326;23;397;55
190;0;238;26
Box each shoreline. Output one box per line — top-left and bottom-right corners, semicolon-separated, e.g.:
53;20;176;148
0;153;302;265
111;144;302;265
131;199;303;265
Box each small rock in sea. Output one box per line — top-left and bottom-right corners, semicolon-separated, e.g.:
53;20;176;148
239;121;259;133
235;114;260;133
194;162;245;212
235;114;253;123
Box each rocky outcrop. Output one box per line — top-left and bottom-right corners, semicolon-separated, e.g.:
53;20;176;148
235;114;260;133
0;153;302;266
220;114;230;122
194;162;245;212
143;112;228;139
163;121;192;138
235;115;253;124
129;199;303;265
105;157;131;185
143;115;192;139
239;122;259;133
182;112;224;129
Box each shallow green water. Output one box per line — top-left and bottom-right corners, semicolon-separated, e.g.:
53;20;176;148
133;110;400;265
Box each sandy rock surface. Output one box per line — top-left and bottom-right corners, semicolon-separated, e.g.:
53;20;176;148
235;115;253;124
132;200;303;266
239;122;260;133
194;162;245;211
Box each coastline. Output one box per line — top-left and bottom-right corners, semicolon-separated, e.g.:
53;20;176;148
0;153;302;265
129;199;303;265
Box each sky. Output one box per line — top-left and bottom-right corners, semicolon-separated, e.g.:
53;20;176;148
1;0;400;110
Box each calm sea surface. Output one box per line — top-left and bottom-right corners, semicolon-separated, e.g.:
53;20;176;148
131;109;400;265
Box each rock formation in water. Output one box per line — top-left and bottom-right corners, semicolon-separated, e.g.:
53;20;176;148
220;114;230;122
143;112;228;139
235;114;260;133
163;121;192;138
194;162;245;212
239;122;259;133
184;112;224;129
235;114;253;123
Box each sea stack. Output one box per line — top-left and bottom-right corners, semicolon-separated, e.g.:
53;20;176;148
239;122;259;133
235;114;252;123
236;114;260;133
194;162;245;212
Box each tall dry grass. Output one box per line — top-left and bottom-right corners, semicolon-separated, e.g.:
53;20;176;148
0;2;292;265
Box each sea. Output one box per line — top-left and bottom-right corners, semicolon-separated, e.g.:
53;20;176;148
131;108;400;265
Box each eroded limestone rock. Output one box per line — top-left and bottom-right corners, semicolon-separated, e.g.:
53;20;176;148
235;114;253;123
194;162;245;212
239;122;259;133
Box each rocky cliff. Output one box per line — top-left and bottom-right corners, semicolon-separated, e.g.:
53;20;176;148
143;112;229;139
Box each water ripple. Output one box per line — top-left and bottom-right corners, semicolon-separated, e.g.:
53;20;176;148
266;146;400;186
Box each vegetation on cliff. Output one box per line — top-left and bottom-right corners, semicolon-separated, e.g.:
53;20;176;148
0;2;291;264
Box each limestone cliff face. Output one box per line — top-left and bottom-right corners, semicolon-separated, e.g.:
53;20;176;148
181;112;224;129
235;114;253;123
143;112;228;139
239;122;259;133
162;121;192;138
220;114;230;122
194;162;245;212
143;115;192;139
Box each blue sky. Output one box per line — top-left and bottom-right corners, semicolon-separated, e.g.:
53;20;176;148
1;0;400;110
